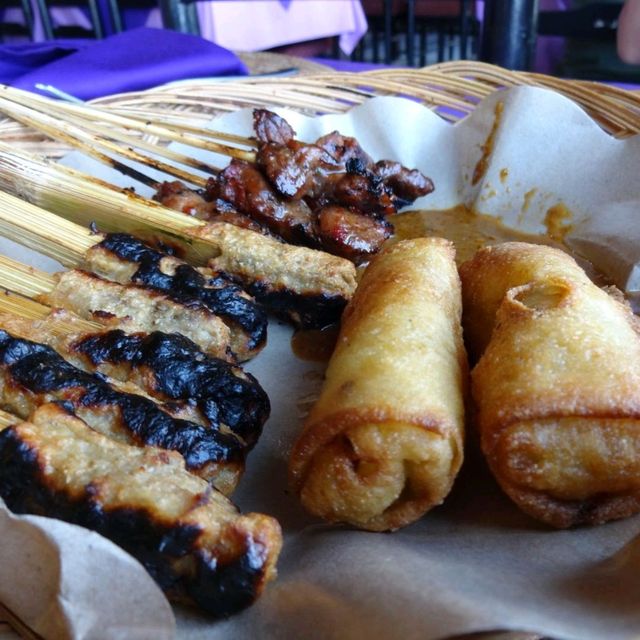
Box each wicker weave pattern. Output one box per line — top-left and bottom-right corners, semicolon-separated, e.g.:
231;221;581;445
0;61;638;160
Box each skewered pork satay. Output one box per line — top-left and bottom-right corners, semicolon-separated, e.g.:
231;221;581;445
156;110;433;264
253;110;435;213
253;108;295;145
0;310;269;449
0;403;282;617
158;176;392;264
154;180;271;235
83;233;268;361
316;206;393;263
206;160;320;247
0;329;245;494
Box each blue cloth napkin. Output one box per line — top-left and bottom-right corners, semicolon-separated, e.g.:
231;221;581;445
0;28;248;100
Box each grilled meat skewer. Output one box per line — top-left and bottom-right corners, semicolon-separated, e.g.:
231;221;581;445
0;403;282;617
41;268;235;361
0;310;269;450
0;175;358;330
191;221;355;328
0;329;245;494
157;110;432;264
84;233;268;361
154;180;270;234
206;160;319;247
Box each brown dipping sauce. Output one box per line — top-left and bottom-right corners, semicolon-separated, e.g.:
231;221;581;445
392;205;565;265
291;205;606;361
291;325;340;362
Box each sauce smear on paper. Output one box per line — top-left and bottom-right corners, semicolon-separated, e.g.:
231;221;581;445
291;325;339;362
392;205;564;264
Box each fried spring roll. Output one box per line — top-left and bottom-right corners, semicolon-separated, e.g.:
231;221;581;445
289;238;467;531
84;234;267;361
0;403;282;617
462;243;640;528
459;242;592;361
39;269;233;361
0;329;244;494
189;222;358;329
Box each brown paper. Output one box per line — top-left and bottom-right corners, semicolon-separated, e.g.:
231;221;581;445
1;86;639;639
0;499;175;639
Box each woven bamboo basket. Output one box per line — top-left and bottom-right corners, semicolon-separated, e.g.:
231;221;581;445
0;59;637;640
0;60;638;160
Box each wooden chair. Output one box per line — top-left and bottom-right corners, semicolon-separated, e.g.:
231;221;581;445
34;0;106;38
410;0;479;66
0;1;36;41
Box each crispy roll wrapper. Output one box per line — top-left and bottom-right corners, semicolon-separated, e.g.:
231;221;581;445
459;242;592;362
464;243;640;528
289;238;466;531
0;404;282;617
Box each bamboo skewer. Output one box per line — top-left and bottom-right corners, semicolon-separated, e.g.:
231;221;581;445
0;409;14;429
0;90;235;173
0;95;211;188
0;85;257;151
0;142;218;266
0;190;96;267
0;288;101;330
0;291;56;322
0;291;101;334
0;255;56;298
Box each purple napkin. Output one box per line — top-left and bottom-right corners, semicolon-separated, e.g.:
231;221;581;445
0;40;87;84
1;28;248;100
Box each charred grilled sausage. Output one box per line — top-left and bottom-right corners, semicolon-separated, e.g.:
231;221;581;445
84;233;268;361
40;269;234;361
190;221;357;328
0;403;282;617
0;329;245;494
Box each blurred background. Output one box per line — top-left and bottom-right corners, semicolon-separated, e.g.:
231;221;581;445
1;0;638;82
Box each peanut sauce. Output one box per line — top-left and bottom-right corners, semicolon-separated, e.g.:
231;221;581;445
291;325;340;362
392;205;564;265
472;101;504;186
544;203;574;242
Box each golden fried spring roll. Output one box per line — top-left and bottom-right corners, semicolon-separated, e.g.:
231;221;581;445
289;238;466;532
463;243;640;528
459;242;592;361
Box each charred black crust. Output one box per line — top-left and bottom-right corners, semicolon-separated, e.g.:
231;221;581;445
243;280;348;330
0;429;266;617
72;330;270;447
96;234;268;352
0;331;244;469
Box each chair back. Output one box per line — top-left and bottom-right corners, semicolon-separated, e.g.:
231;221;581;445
0;1;35;41
34;0;105;38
